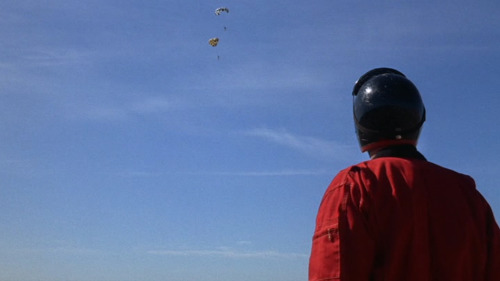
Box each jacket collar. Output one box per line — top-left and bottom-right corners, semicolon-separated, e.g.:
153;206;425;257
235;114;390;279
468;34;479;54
371;145;427;161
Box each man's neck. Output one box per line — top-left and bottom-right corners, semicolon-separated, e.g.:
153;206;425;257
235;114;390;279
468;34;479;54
369;145;426;160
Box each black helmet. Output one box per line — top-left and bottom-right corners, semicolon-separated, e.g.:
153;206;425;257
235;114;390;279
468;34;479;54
352;68;426;152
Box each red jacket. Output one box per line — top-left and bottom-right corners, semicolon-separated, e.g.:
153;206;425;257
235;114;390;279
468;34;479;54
309;155;500;281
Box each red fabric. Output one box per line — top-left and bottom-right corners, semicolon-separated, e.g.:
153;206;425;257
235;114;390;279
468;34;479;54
309;157;500;281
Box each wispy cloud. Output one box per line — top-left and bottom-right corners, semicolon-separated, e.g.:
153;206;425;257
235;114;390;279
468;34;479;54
116;169;329;178
71;96;180;121
0;46;93;69
147;248;307;259
5;246;106;257
243;127;355;160
0;159;51;177
204;169;329;177
24;49;92;67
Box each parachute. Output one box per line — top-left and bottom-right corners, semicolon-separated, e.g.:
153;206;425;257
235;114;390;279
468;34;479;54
208;37;219;47
215;7;229;15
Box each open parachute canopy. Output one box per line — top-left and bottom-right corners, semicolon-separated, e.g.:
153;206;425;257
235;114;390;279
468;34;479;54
215;7;229;15
208;37;219;47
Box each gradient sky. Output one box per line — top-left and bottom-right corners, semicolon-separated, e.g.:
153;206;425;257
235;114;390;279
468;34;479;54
1;1;500;281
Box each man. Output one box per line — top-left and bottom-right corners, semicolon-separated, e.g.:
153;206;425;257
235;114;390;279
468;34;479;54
309;68;500;281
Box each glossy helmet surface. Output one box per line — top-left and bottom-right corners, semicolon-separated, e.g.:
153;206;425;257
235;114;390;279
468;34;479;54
352;68;426;152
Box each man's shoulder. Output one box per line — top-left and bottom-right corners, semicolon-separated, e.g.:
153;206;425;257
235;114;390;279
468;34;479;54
332;157;474;180
327;162;373;188
348;157;475;186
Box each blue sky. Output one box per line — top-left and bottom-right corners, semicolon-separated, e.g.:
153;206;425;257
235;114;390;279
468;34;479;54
1;1;499;280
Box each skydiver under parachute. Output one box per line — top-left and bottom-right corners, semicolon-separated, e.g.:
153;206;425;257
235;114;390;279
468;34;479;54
215;7;229;31
208;37;220;60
